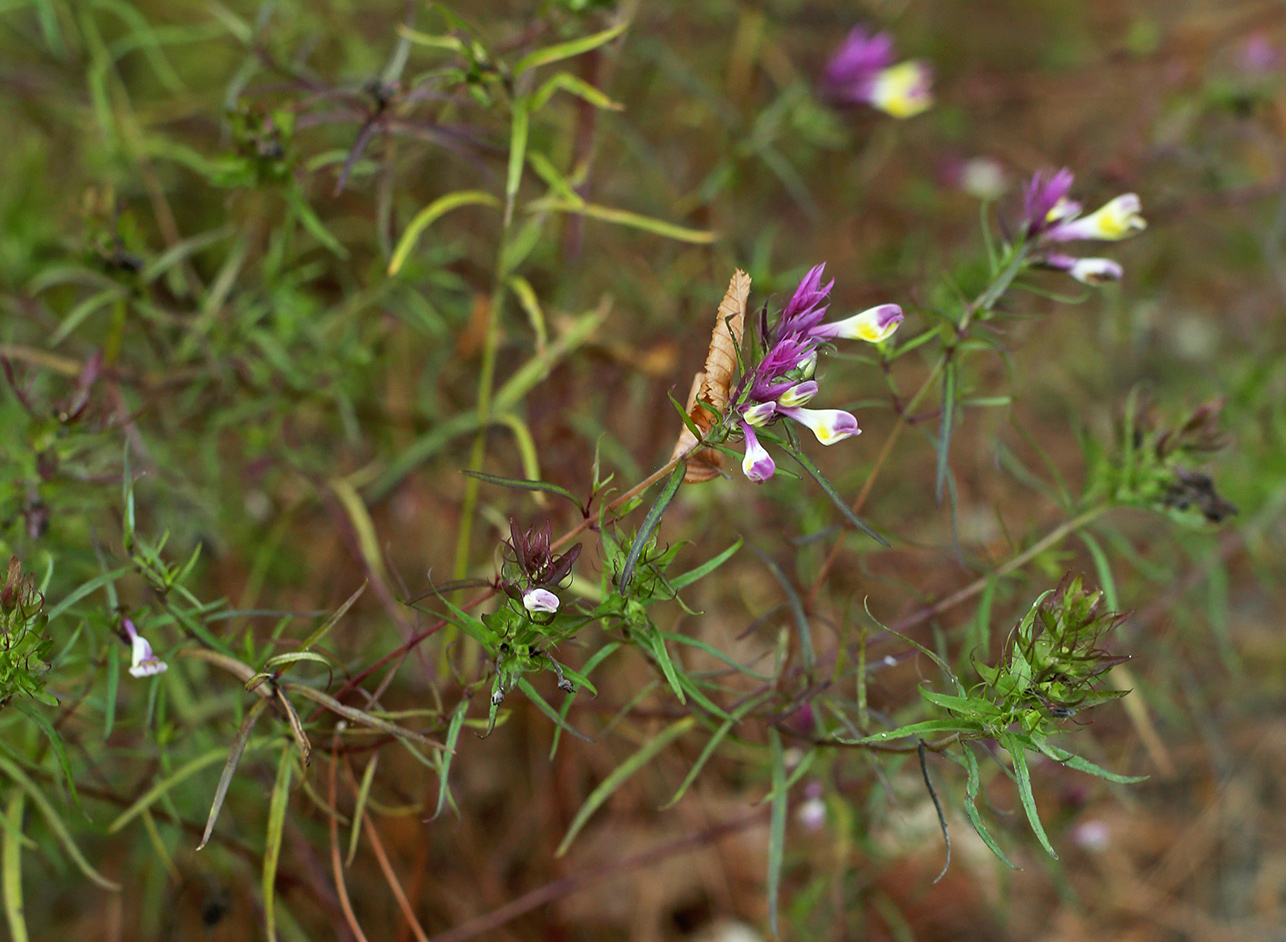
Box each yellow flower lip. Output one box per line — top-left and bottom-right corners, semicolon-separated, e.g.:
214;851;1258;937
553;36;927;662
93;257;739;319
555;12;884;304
869;61;934;119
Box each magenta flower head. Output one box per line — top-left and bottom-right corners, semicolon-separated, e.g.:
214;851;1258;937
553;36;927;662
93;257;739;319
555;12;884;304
502;519;581;613
1022;167;1077;237
823;26;933;119
730;263;898;484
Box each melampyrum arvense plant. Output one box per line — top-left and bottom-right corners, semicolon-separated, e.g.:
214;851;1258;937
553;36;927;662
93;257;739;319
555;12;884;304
0;5;1243;941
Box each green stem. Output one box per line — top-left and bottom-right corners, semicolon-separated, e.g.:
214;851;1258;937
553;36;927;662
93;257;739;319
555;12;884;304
892;505;1107;633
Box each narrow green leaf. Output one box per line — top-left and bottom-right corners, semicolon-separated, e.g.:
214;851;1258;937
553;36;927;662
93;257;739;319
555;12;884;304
388;190;501;276
461;470;581;508
45;568;132;624
14;704;83;818
198;698;270;851
262;652;336;676
961;745;1019;869
109;746;249;834
659;631;772;680
0;756;120;890
504;101;529;227
550;643;620;760
300;581;366;652
662;694;768;808
529;71;623;113
526;198;716;244
1025;738;1148;784
346;753;379;865
619;464;684;592
2;791;27;942
782;444;887;546
556;716;694;857
669;538;742;591
287;189;348;258
767;729;786;937
263;745;293;942
1078;531;1118;611
935;360;956;503
1001;732;1057;858
917;688;1002;717
513;21;627;76
645;629;686;704
140;225;233;283
103;644;119;741
506;274;548;348
516;678;593;743
428;703;468;822
839;718;984;745
48;287;126;346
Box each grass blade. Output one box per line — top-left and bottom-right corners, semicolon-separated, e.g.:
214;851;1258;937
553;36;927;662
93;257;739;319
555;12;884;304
460;469;581;508
663;693;768;808
2;791;26;942
198;698;270;851
0;756;120;890
782;444;887;546
347;753;379;864
513;21;627;76
767;729;786;937
263;745;293;942
619;464;684;591
527;198;716;244
300;581;367;652
935;360;956;503
103;644;119;741
961;745;1018;870
15;703;84;818
388;190;500;275
1001;732;1057;859
555;717;694;857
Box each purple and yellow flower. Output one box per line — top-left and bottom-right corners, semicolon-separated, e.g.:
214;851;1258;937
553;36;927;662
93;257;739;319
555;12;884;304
729;263;893;483
124;618;167;678
1022;168;1146;286
740;425;776;483
1041;254;1124;285
778;406;860;445
1044;193;1146;243
823;27;933;119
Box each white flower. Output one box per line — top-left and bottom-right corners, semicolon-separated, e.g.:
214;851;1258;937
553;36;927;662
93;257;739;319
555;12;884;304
124;619;167;678
522;588;560;614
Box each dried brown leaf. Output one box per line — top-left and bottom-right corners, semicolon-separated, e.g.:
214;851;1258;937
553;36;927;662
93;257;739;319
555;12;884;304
670;270;750;483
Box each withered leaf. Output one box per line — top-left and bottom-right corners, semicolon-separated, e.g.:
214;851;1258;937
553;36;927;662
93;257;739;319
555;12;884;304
671;269;750;483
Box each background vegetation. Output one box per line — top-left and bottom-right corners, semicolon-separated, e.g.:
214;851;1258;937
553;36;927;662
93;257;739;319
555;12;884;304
1;1;1283;939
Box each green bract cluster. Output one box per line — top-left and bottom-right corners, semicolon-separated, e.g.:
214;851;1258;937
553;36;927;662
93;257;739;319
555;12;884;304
975;576;1129;735
0;557;54;708
1083;395;1237;525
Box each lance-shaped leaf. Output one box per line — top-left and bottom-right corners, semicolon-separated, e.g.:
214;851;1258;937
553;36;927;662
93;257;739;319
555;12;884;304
618;463;685;592
556;717;694;857
263;745;293;942
198;698;270;850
